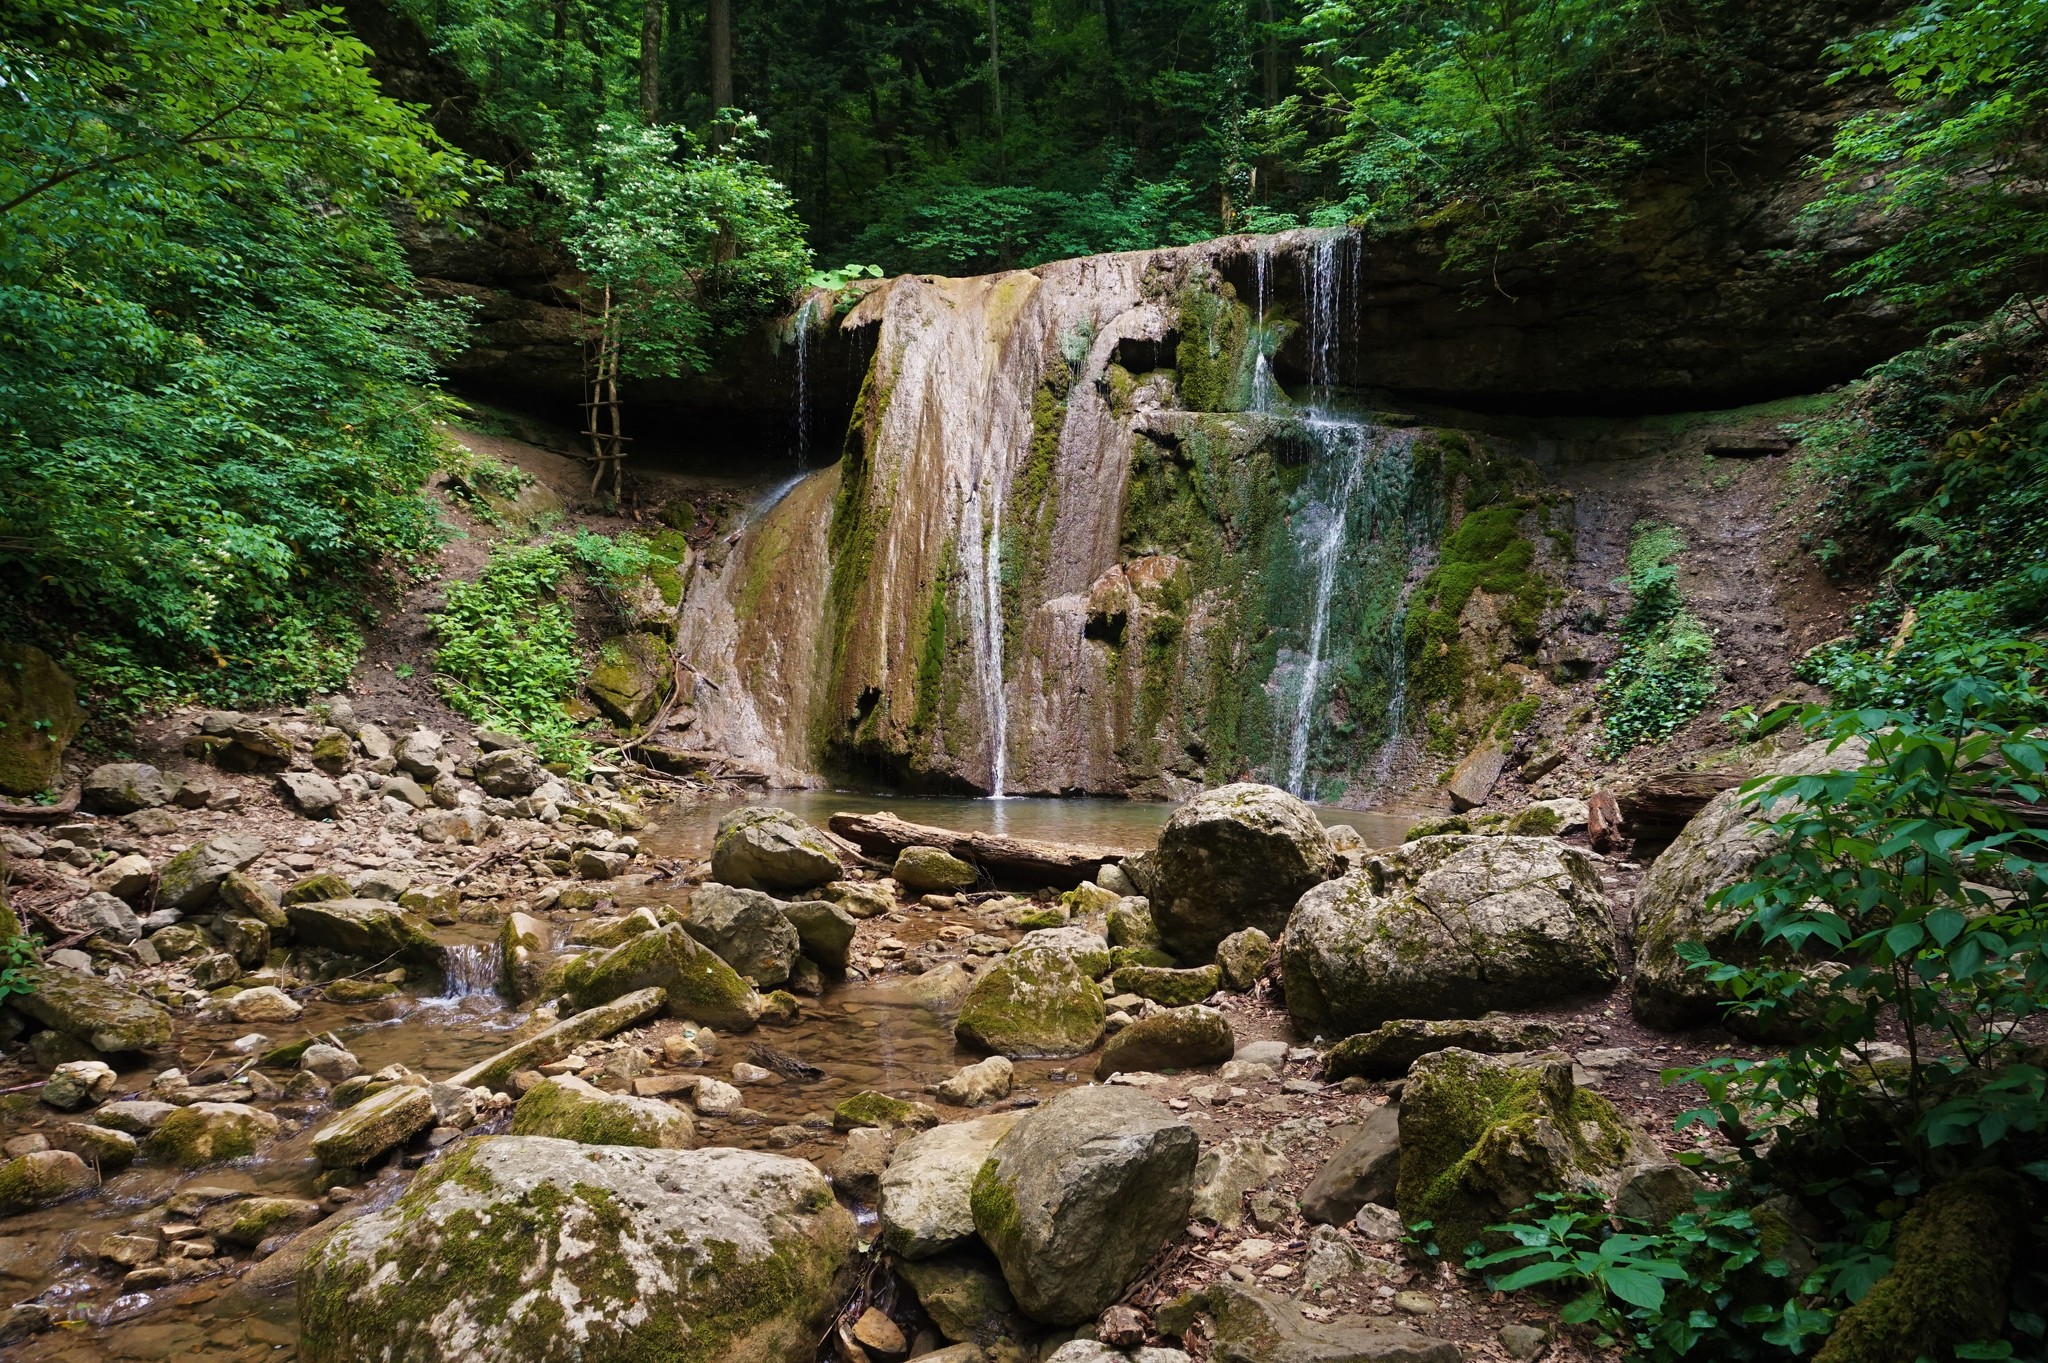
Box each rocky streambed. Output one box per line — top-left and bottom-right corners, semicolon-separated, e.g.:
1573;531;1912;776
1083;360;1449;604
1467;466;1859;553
0;699;1821;1363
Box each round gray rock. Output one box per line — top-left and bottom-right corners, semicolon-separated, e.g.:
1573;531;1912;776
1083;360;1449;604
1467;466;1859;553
710;807;842;893
683;883;801;987
970;1085;1199;1325
1152;784;1335;961
1281;835;1619;1036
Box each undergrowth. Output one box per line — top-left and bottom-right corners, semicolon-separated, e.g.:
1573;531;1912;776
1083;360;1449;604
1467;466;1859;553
1597;522;1716;757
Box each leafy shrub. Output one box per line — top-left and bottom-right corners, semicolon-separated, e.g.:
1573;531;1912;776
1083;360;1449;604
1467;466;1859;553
0;935;39;1005
1469;1188;1833;1361
431;541;590;770
1598;522;1717;756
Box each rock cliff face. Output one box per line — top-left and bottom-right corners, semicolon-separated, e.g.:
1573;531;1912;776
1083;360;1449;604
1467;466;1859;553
677;238;1519;799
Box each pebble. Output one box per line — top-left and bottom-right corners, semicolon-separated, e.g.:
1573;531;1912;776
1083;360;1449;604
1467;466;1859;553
730;1062;774;1084
1393;1291;1439;1316
1500;1323;1548;1360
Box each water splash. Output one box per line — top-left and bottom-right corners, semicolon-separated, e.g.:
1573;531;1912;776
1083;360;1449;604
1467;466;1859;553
435;943;500;1002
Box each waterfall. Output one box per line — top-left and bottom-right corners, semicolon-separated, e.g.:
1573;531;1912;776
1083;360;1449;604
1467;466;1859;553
791;295;821;467
1283;417;1367;796
1250;239;1278;413
1306;229;1350;389
436;943;500;1001
957;454;1011;798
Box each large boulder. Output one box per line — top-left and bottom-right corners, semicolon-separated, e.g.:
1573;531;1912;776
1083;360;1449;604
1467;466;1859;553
969;1085;1198;1324
585;632;671;728
559;923;762;1032
1151;784;1336;961
285;898;445;969
0;1149;95;1213
0;643;83;797
1631;737;1868;1032
81;762;176;814
782;898;858;971
1178;1281;1460;1363
879;1111;1024;1259
146;1102;281;1166
1322;1017;1566;1081
11;968;171;1054
1095;1005;1233;1079
300;1138;858;1363
1281;836;1619;1036
157;832;266;911
894;845;979;893
511;1075;694;1149
1396;1047;1667;1254
682;883;800;987
954;946;1104;1059
710;807;841;892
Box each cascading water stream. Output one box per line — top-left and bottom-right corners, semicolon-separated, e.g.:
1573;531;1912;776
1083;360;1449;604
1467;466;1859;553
790;295;820;467
432;942;501;1003
1283;418;1367;795
1250;239;1278;413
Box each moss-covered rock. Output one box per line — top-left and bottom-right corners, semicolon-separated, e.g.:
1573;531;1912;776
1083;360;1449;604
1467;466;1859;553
448;987;669;1090
511;1075;694;1149
585;632;672;728
1096;1004;1233;1078
682;883;800;987
299;1137;859;1363
1322;1016;1566;1081
310;1084;434;1169
1632;738;1868;1034
1214;927;1272;991
217;871;288;929
1061;880;1121;918
879;1111;1023;1259
710;807;842;893
1396;1048;1663;1254
970;1085;1198;1325
200;1194;324;1247
1111;963;1221;1006
894;845;980;894
895;1248;1026;1347
1814;1168;2025;1363
955;946;1105;1059
284;872;354;906
285;898;446;969
1281;836;1618;1036
833;1091;940;1133
0;1148;94;1212
0;643;83;797
1151;783;1336;962
1105;896;1159;949
157;832;266;911
495;911;553;1003
61;1121;138;1170
560;923;762;1033
1015;926;1112;978
145;1102;281;1167
12;967;172;1054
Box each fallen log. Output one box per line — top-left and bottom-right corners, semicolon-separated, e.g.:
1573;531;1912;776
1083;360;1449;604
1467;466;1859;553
826;810;1130;889
0;788;81;824
447;986;667;1091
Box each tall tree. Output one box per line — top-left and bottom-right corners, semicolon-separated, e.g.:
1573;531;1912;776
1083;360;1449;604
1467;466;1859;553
640;0;663;120
709;0;733;112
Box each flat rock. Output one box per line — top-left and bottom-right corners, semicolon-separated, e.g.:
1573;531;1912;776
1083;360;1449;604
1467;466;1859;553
310;1084;435;1169
1323;1017;1566;1080
1190;1281;1460;1363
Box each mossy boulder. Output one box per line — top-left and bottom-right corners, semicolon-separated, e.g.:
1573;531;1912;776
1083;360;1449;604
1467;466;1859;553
896;1249;1026;1347
299;1137;859;1363
969;1085;1198;1324
145;1102;281;1167
1016;926;1112;978
782;898;858;972
1282;836;1619;1037
286;898;446;969
954;946;1105;1059
1105;896;1159;949
511;1075;694;1149
1632;738;1868;1034
1814;1168;2025;1363
81;762;177;814
710;807;842;892
12;967;172;1054
1396;1047;1664;1254
0;1149;94;1212
284;872;355;906
495;911;553;1003
1322;1016;1566;1081
157;832;266;911
1096;1004;1234;1078
1111;963;1221;1007
0;643;83;797
1151;783;1336;961
1061;880;1121;918
1214;927;1273;991
879;1111;1023;1259
585;632;672;728
200;1195;324;1247
218;871;288;929
833;1091;940;1133
894;845;979;894
559;923;762;1032
311;1083;435;1169
682;883;801;987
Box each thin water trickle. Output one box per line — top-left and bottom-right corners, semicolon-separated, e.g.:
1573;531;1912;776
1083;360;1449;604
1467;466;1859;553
790;295;821;468
433;943;501;1002
1283;419;1368;797
1250;240;1278;414
956;449;1012;798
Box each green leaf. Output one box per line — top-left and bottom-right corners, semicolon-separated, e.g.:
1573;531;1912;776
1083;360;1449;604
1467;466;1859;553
1601;1266;1667;1311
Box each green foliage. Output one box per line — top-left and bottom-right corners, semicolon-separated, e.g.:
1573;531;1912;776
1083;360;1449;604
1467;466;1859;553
0;0;475;712
1810;0;2048;316
430;540;591;770
1673;700;2048;1170
522;119;812;377
1598;522;1716;757
0;935;40;1005
1470;1189;1834;1360
1792;321;2048;725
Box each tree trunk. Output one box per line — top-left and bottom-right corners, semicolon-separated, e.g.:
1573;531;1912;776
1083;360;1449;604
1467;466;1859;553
986;0;1004;172
1262;0;1278;105
639;0;663;121
709;0;733;112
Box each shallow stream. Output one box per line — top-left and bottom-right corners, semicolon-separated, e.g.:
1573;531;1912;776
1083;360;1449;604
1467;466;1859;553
0;794;1423;1361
